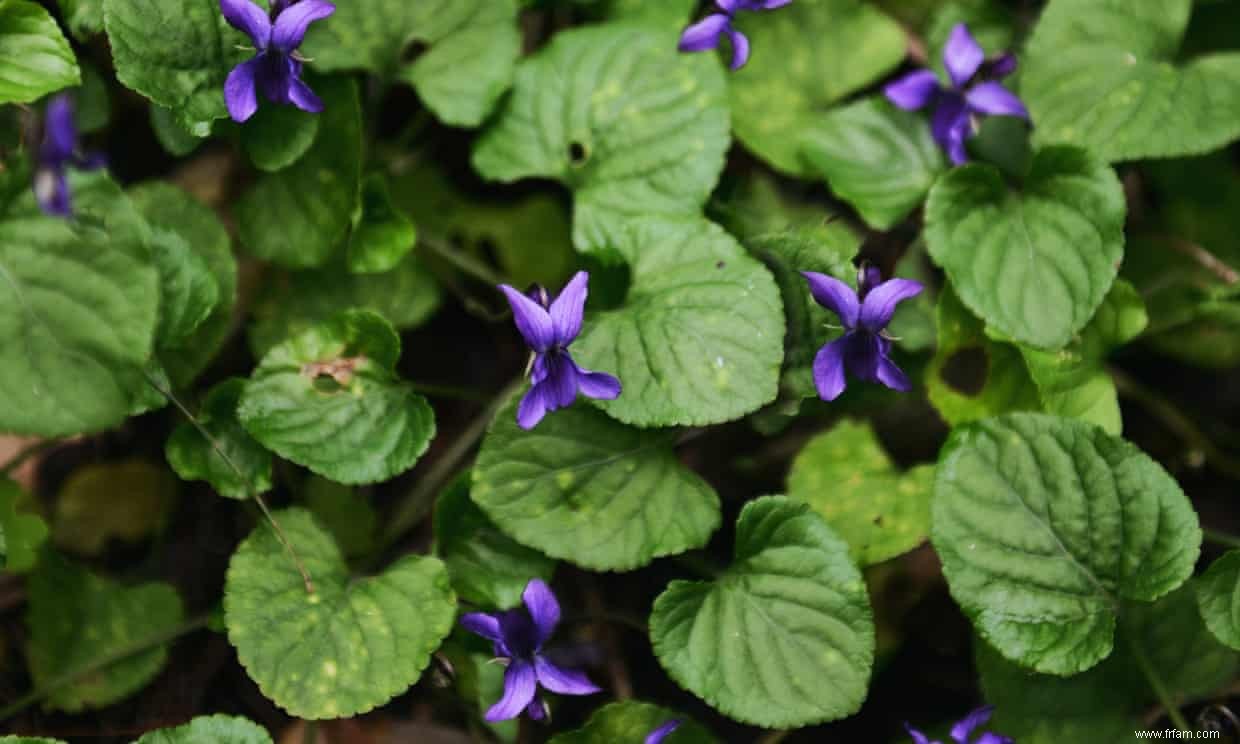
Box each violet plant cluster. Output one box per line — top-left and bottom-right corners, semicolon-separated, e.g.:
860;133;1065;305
4;0;1239;742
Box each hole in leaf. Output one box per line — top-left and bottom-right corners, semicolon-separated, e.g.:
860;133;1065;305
401;39;430;64
567;141;589;167
940;346;989;396
312;375;345;393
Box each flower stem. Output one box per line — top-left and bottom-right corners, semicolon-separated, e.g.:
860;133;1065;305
1129;631;1193;732
420;232;508;287
143;370;315;594
0;613;210;723
1204;528;1240;551
378;377;523;551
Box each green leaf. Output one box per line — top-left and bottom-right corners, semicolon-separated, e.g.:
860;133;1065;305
1196;550;1240;650
588;0;696;30
134;714;273;744
650;496;874;727
247;251;440;358
728;0;906;176
744;227;860;417
237;76;362;269
572;218;785;427
103;0;247;134
129;182;237;387
56;0;103;38
787;420;934;566
547;701;716;744
472;395;720;571
1022;0;1240;162
73;61;110;133
0;738;66;744
473;24;730;253
238;310;435;485
304;0;519;127
0;0;79;104
241;103;320;173
224;508;455;718
347;174;416;274
26;552;184;712
150;104;204;157
0;200;159;436
926;284;1040;426
799;98;946;230
979;584;1240;742
434;473;556;610
1019;280;1147;435
925;146;1126;350
166;379;272;500
932;413;1201;675
150;227;220;348
52;460;175;556
0;477;48;572
392;159;574;290
301;477;376;559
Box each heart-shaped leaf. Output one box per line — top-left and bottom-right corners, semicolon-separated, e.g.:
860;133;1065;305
0;190;158;436
0;0;80;104
134;715;272;744
473;25;729;253
150;227;219;348
572;218;785;427
925;146;1126;349
224;508;455;718
650;496;875;727
129;182;237;388
26;552;184;712
787;420;935;566
52;460;175;556
238;310;435;485
728;0;906;176
1022;0;1240;162
472;396;720;571
236;76;362;269
799;98;945;230
167;379;272;500
0;477;48;572
1196;551;1240;651
103;0;246;134
547;701;716;744
932;413;1200;675
304;0;519;127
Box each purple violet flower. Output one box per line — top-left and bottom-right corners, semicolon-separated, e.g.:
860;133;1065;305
499;271;621;430
906;705;1014;744
220;0;335;123
34;95;104;218
646;719;682;744
883;23;1029;165
678;0;792;70
802;265;923;401
460;579;601;722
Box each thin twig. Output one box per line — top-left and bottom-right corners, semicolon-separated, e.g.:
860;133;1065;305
420;233;509;287
1110;367;1240;481
379;378;523;551
143;371;315;593
0;613;210;723
756;730;791;744
1166;237;1240;286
